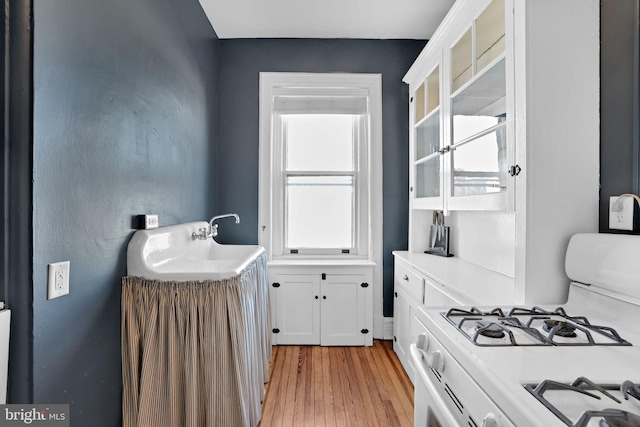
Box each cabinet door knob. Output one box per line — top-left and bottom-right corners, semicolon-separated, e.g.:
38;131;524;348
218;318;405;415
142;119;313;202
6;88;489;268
322;296;327;299
315;295;319;299
403;275;409;281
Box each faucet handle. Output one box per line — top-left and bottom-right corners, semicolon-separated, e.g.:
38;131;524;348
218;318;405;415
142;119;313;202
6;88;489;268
210;224;219;238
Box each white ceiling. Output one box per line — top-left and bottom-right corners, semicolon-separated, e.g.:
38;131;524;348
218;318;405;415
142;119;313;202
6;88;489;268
199;0;456;39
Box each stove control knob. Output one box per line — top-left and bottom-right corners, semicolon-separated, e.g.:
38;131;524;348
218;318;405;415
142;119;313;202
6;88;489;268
429;350;444;371
481;413;500;427
416;333;429;351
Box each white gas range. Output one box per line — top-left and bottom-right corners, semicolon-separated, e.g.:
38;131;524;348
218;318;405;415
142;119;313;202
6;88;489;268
410;233;640;427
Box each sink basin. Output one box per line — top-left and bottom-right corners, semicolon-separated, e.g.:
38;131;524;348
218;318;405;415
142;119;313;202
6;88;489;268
127;221;265;281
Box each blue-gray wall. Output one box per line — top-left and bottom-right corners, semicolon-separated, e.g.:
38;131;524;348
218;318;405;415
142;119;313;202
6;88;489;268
217;39;426;316
28;0;219;423
600;0;640;233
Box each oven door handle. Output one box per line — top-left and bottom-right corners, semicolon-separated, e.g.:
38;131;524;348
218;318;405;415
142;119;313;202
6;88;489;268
410;343;459;426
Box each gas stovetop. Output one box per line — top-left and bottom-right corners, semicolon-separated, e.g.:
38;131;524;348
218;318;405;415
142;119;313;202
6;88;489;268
414;234;640;427
442;306;632;347
525;377;640;427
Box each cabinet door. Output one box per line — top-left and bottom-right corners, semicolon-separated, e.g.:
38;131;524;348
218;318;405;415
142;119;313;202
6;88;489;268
320;274;366;346
446;0;513;211
393;286;414;382
272;274;320;345
411;64;444;210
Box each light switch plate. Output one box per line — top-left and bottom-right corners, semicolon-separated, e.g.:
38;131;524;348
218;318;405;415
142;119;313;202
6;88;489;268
609;196;634;231
47;261;70;299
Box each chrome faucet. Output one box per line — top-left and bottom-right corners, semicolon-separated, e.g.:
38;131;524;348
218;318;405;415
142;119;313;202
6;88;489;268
192;213;240;241
208;213;240;238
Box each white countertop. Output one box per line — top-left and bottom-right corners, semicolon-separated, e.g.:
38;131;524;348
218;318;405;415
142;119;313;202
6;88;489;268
393;250;515;305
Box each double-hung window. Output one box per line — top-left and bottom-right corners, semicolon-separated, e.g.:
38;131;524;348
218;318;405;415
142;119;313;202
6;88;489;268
259;73;382;259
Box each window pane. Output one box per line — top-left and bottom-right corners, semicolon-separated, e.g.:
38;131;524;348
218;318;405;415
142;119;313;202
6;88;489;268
452;126;507;196
286;176;354;248
286;115;354;172
416;156;440;198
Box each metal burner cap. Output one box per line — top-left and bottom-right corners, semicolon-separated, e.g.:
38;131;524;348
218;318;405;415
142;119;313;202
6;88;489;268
599;409;640;427
475;320;505;339
543;319;578;338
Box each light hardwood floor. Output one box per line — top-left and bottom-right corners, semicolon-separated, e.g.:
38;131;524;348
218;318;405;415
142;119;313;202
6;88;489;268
260;340;414;427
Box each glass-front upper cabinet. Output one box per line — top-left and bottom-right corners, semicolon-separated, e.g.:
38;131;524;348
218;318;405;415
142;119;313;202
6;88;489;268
412;65;443;207
448;0;511;210
404;0;513;213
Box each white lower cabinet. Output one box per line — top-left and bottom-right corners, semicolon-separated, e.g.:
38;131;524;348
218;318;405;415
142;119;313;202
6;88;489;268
393;255;474;384
393;285;415;379
269;265;373;346
392;260;424;382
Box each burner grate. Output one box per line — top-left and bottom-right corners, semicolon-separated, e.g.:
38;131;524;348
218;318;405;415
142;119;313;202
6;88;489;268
525;377;640;427
442;306;633;347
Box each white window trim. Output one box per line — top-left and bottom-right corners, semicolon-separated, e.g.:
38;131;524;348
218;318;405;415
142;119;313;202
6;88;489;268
259;72;382;265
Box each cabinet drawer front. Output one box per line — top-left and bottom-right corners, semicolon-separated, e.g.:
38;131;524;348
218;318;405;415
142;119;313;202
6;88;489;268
395;264;424;303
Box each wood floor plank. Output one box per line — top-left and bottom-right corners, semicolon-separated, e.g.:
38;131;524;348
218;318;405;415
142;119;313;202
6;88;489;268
259;341;413;427
356;347;391;426
312;346;325;427
320;346;336;427
281;346;299;427
260;345;284;427
329;347;349;427
375;342;414;425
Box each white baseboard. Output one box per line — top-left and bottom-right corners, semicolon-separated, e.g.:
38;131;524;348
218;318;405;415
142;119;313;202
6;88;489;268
382;316;394;340
374;315;394;340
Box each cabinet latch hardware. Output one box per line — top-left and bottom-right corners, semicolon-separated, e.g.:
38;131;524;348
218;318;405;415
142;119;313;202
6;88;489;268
508;164;522;177
321;273;326;280
272;328;280;334
361;329;369;334
272;282;281;288
360;282;369;288
438;146;451;154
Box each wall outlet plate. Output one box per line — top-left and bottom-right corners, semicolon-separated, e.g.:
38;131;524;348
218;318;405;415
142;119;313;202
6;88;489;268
143;214;158;229
609;196;634;230
48;261;70;299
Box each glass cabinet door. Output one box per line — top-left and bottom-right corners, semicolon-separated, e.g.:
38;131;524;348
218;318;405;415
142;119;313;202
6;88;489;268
416;156;441;198
450;57;507;197
447;0;510;209
451;125;507;196
412;65;442;206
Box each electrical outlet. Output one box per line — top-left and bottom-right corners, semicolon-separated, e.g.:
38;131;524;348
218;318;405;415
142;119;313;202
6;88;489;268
609;196;634;231
144;214;158;229
47;261;70;299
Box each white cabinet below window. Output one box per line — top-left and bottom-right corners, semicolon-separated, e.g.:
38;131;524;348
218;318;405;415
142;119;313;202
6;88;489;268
269;265;373;346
